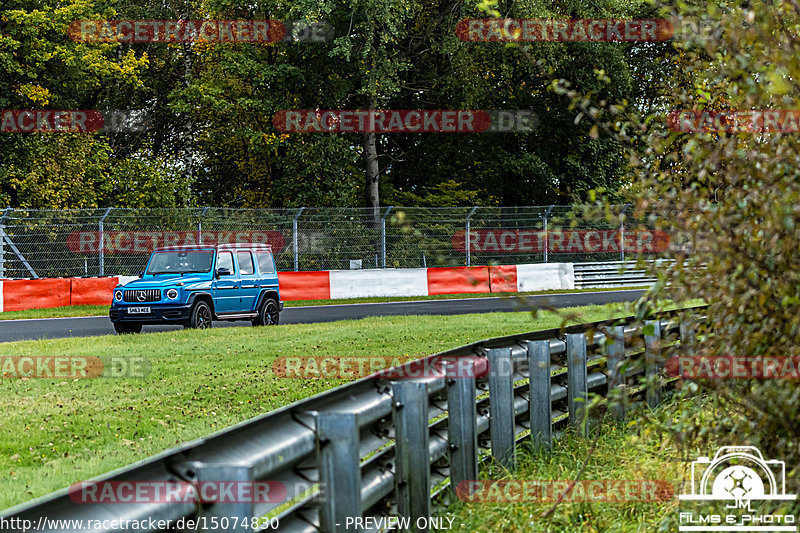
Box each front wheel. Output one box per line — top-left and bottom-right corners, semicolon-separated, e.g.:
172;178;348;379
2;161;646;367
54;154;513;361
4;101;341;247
185;300;213;329
114;323;142;334
252;298;279;326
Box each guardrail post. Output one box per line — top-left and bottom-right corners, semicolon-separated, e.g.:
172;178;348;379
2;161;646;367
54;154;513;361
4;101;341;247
446;359;478;501
566;333;588;435
98;207;112;276
293;207;306;271
527;340;552;448
392;381;430;531
606;326;626;420
316;412;361;533
680;321;695;347
191;463;253;532
487;347;515;469
644;320;663;407
465;207;478;266
381;206;393;269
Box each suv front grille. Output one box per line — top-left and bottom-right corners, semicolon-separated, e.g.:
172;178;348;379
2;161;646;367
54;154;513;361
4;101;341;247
123;289;161;302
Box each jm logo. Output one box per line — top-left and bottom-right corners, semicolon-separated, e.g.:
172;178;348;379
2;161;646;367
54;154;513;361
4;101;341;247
680;446;796;510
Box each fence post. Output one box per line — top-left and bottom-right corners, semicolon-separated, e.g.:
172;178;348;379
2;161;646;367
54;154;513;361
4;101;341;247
644;320;662;408
293;207;305;272
98;207;112;276
0;208;8;278
566;333;588;435
487;347;515;469
316;411;361;533
619;204;630;262
381;206;393;269
198;206;209;244
445;359;478;501
392;381;431;530
606;326;626;420
543;205;554;263
465;206;478;266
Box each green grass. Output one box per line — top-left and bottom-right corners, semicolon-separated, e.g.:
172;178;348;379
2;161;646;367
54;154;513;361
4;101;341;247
443;397;708;533
0;304;638;511
0;286;645;320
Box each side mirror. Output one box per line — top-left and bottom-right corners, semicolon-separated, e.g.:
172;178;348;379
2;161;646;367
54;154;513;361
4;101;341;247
216;267;232;278
138;271;144;278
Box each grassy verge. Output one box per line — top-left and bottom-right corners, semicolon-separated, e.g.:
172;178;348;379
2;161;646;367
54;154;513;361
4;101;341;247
0;303;636;511
0;286;646;321
444;397;707;532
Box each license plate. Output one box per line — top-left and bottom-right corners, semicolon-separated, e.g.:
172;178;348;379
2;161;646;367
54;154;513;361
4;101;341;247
127;307;151;314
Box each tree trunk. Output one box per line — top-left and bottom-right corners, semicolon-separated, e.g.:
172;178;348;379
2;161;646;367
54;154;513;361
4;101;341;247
363;128;380;228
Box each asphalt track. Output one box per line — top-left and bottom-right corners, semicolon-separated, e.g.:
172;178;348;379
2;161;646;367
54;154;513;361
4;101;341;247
0;289;645;343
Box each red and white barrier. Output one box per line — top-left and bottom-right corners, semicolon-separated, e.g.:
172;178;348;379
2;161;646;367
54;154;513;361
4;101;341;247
0;263;575;311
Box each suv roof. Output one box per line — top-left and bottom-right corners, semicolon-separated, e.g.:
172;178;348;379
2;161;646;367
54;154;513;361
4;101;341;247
152;243;273;252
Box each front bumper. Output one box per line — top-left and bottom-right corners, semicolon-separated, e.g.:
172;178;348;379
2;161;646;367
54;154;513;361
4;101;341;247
109;304;191;324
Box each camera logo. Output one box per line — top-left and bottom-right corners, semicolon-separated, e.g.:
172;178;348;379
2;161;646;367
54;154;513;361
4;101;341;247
678;446;796;532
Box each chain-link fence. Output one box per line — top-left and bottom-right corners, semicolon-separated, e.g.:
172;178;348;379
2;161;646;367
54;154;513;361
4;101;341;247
0;206;672;278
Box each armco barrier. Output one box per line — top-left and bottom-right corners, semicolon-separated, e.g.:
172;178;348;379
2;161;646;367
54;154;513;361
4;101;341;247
0;306;706;532
2;278;71;311
0;263;580;311
276;271;331;301
70;277;119;306
489;265;517;292
427;266;491;294
329;268;429;299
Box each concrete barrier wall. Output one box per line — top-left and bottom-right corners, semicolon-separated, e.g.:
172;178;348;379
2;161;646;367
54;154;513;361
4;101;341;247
0;263;574;311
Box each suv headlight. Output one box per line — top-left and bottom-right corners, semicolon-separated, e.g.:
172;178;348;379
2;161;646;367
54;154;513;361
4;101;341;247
166;288;179;300
114;290;123;302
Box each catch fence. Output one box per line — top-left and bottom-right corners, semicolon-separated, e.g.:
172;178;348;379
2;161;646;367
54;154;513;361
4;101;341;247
0;205;673;278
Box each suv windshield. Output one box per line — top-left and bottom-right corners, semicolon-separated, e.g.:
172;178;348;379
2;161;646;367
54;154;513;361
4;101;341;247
146;250;214;274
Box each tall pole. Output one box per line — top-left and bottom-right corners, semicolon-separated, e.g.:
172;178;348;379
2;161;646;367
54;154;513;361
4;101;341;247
99;207;112;276
293;207;306;271
381;206;393;268
0;208;9;279
197;206;209;244
466;206;478;266
543;205;554;263
620;204;630;262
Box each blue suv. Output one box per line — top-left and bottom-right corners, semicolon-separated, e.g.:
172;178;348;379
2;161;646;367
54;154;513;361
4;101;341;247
109;243;282;334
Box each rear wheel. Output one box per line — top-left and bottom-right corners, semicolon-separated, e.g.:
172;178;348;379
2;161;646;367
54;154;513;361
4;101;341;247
114;323;142;334
185;300;213;329
252;298;279;326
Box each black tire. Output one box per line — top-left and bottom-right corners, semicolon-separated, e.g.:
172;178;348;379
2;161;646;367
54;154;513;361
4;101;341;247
185;300;213;329
252;297;279;326
114;323;142;334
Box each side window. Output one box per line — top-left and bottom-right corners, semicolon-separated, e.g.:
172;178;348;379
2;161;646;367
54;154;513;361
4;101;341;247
237;251;254;275
256;252;275;274
217;252;234;272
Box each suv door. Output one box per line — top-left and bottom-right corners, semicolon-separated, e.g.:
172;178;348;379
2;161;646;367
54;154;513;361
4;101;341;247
236;250;259;312
212;251;240;313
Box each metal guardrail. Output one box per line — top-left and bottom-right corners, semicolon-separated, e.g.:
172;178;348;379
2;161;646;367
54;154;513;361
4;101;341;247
573;260;670;288
1;306;704;533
